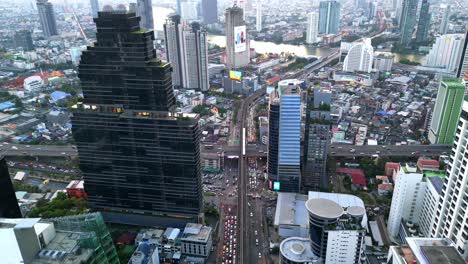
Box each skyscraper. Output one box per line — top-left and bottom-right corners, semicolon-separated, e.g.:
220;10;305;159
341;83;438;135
268;79;303;193
428;78;465;144
431;99;468;259
14;30;34;51
439;5;451;35
164;16;209;91
256;0;262;32
180;0;200;21
201;0;217;24
426;34;465;72
399;0;418;46
306;12;319;44
456;31;468;78
318;1;340;35
36;0;58;38
0;157;22;218
72;11;202;226
90;0;99;18
367;1;377;20
415;0;430;43
137;0;154;30
225;5;250;69
267;89;280;185
343;38;374;73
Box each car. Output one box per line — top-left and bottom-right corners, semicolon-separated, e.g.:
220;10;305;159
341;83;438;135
376;151;381;154
350;149;356;153
258;253;262;258
254;230;258;235
331;152;336;154
11;146;18;150
255;239;259;246
360;153;365;155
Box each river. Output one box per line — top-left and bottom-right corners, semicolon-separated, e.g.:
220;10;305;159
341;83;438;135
153;6;425;63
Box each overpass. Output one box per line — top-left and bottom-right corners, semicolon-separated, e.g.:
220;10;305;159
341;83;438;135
0;143;451;159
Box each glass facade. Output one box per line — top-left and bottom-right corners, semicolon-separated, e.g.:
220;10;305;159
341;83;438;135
72;12;202;225
0;157;22;218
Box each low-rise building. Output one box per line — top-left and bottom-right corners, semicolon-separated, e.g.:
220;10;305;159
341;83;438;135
180;223;213;258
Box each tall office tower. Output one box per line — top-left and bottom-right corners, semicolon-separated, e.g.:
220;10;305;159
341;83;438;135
90;0;99;18
256;0;262;32
428;78;465;144
306;197;366;263
268;79;303;193
367;1;377;20
36;0;58;38
14;30;34;51
306;12;319;44
399;0;417;46
181;0;200;21
303;106;330;191
72;11;202;226
426;34;465;72
439;5;451;35
318;1;340;35
0;157;22;218
415;0;430;43
225;6;250;69
177;0;182;15
432;100;468;258
343;38;374;73
201;0;217;24
457;31;468;78
137;0;154;30
267;89;280;185
164;16;209;91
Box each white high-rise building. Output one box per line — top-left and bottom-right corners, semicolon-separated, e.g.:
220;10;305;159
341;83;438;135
432;100;468;258
306;12;319;44
343;38;374;73
225;6;250;69
425;34;465;72
439;4;451;34
164;16;209;91
256;0;262;32
387;164;425;239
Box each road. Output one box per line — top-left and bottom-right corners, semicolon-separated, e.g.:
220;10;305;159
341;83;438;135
328;144;451;157
238;89;266;264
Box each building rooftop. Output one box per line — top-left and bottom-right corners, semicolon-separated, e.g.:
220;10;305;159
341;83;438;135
407;237;466;264
274;192;308;227
280;237;319;263
181;223;212;243
306;198;344;219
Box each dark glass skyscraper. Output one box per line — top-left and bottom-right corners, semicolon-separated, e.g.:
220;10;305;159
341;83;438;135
14;30;34;51
399;0;418;46
36;0;58;38
416;0;430;43
201;0;218;24
0;157;22;218
318;1;340;35
72;11;202;226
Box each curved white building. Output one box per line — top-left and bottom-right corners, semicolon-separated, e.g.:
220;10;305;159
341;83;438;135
343;39;374;73
280;237;319;264
23;76;43;92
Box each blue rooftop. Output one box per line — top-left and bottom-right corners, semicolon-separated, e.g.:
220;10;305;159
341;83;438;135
50;91;70;102
0;101;15;110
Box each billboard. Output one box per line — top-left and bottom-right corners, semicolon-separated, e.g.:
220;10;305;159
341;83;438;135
234;25;247;53
229;70;242;81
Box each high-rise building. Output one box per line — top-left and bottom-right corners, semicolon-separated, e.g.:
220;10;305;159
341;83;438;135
399;0;418;46
367;1;377;20
164;16;209;91
439;4;451;35
457;31;468;78
268;80;303;193
425;34;465;72
432;100;468;258
14;30;34;51
319;1;340;35
387;238;466;263
72;11;202;226
256;0;262;32
90;0;99;18
36;0;58;38
201;0;217;24
129;2;137;12
225;6;250;69
428;78;465;144
306;12;319;44
137;0;154;30
267;89;280;184
415;0;430;43
181;0;200;21
373;53;394;72
343;38;374;73
0;213;119;263
0;157;22;218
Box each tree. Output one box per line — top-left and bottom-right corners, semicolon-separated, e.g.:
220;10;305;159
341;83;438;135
192;105;210;116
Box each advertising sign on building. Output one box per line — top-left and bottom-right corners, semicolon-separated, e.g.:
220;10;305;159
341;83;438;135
234;25;247;53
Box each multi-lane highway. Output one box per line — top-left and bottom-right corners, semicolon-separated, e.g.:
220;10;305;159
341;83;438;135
328;144;451;157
